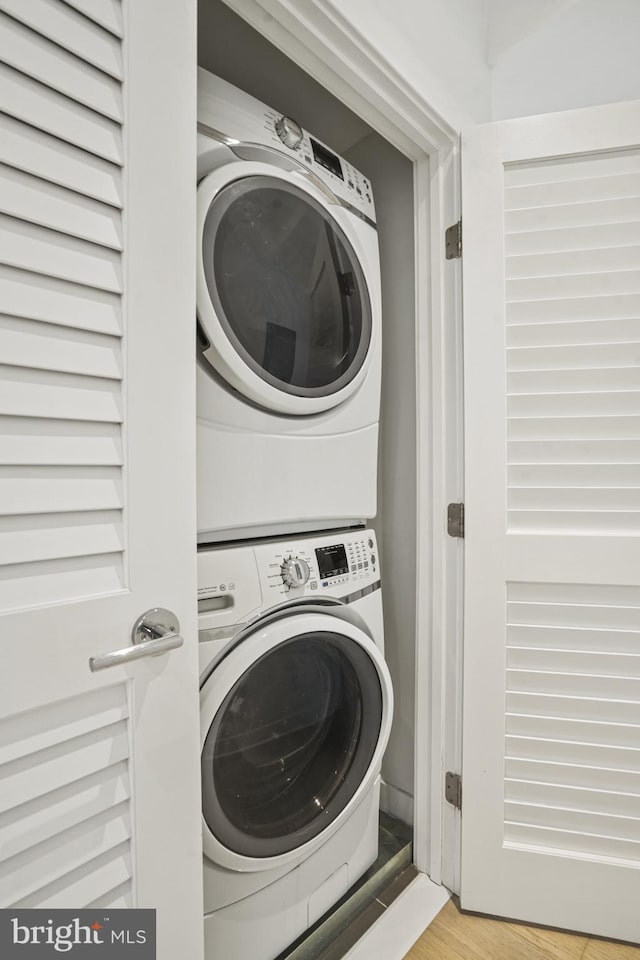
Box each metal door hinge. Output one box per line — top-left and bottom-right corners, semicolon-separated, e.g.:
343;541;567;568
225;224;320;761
445;771;462;810
445;219;462;259
447;502;464;538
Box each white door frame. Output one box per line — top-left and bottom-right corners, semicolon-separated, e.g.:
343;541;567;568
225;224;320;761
223;0;464;890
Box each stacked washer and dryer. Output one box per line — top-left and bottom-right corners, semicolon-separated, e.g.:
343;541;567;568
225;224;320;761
196;69;393;960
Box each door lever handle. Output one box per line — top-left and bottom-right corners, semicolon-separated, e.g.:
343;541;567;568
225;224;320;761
89;608;183;672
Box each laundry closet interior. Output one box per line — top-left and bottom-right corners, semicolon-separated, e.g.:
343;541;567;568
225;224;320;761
196;0;424;955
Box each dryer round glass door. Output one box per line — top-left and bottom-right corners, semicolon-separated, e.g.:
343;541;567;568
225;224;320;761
197;171;373;414
200;620;391;866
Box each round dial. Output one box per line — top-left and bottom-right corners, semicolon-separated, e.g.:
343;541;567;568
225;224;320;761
281;557;311;588
275;116;303;150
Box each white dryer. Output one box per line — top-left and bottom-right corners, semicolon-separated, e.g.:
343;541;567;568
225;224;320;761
196;69;382;543
197;528;393;960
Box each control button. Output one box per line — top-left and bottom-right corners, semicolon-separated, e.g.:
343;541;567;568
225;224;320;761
219;584;226;592
275;116;303;150
357;563;363;570
368;538;374;549
228;582;235;590
371;555;376;566
310;581;318;590
281;557;311;588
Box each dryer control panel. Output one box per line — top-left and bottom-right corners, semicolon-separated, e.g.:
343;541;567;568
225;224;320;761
198;68;376;224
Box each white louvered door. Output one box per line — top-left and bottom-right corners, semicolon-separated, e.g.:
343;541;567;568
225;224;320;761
461;100;640;941
0;1;202;956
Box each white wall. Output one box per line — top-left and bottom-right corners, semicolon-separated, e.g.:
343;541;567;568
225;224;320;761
324;0;491;127
491;0;640;120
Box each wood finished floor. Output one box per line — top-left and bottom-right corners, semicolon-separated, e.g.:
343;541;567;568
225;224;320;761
403;900;640;960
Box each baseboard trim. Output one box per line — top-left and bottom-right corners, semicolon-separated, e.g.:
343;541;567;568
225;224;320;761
343;873;450;960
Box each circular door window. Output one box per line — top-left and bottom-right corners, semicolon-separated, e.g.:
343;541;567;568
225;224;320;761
199;176;372;399
201;631;383;858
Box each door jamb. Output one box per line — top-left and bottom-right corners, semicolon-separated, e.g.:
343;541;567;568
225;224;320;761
223;0;464;891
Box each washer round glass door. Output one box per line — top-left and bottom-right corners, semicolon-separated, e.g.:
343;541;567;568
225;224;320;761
200;613;392;869
197;167;373;415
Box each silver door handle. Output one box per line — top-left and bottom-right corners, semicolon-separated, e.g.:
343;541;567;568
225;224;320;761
89;608;183;673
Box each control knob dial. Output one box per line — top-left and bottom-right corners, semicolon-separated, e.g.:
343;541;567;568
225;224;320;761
276;116;303;150
281;557;310;588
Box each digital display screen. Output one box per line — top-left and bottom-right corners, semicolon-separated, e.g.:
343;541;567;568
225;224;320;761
311;138;344;180
316;544;348;579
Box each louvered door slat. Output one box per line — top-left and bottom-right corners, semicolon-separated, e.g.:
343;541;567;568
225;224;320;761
0;466;123;516
0;510;123;567
0;266;121;335
506;149;640;185
0;65;122;164
507;245;640;278
0;166;122;249
507;692;640;725
0;0;124;77
506;758;640;795
0;14;123;121
62;0;123;39
509;318;640;348
0;555;125;612
508;342;640;371
509;293;640;324
0;115;122;207
507;624;640;653
507;735;640;771
0;418;122;466
508;269;640;301
506;172;640;209
0;316;122;379
510;418;640;441
509;367;640;393
508;197;640;233
0;216;122;292
506;779;640;820
0;367;122;422
507;221;640;256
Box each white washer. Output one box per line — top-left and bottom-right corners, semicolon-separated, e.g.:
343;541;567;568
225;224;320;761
198;528;393;960
196;69;382;543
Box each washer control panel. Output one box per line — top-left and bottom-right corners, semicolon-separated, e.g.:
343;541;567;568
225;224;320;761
256;528;379;599
197;529;380;631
